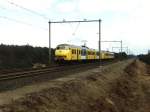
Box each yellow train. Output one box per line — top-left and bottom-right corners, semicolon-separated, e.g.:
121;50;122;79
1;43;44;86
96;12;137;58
55;44;114;61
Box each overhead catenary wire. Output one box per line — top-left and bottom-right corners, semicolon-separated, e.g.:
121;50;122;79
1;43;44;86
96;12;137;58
66;22;81;36
72;22;80;36
0;4;48;31
0;16;48;31
5;0;50;20
0;6;7;10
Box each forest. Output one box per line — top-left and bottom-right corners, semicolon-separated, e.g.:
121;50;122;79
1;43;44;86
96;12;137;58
0;44;54;69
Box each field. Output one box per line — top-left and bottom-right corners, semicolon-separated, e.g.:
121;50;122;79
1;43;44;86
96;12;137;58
0;59;149;112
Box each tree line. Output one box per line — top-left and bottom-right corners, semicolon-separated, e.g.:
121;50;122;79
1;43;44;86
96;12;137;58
0;44;54;69
138;53;150;65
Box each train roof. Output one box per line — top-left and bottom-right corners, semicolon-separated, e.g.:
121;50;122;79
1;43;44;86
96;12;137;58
95;50;114;53
101;50;114;54
56;44;114;54
57;44;94;50
57;44;82;49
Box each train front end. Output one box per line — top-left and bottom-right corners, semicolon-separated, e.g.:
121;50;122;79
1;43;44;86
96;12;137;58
55;44;71;61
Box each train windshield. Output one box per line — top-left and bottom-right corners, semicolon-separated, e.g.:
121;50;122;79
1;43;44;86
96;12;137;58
56;46;69;50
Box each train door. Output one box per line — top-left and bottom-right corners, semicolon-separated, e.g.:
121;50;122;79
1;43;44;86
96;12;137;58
81;49;86;60
77;49;78;60
71;49;75;60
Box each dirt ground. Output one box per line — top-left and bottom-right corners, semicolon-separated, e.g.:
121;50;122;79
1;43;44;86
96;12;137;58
0;59;149;112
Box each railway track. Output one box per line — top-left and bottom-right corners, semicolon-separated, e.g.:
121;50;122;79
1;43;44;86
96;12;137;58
0;64;58;74
0;63;96;81
0;60;118;81
0;60;121;92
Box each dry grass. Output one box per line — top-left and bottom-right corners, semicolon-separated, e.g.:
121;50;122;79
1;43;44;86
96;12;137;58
0;59;150;112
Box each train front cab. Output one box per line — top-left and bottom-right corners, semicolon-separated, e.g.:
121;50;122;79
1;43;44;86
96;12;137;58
55;46;70;61
55;45;82;63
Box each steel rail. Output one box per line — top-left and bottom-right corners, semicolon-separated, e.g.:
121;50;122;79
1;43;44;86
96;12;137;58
0;64;58;74
0;63;100;81
0;60;118;81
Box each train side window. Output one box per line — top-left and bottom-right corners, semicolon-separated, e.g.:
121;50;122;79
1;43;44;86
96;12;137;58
72;49;75;54
96;52;99;55
85;50;87;55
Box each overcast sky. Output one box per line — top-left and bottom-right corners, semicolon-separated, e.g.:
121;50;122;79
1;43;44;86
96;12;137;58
0;0;150;54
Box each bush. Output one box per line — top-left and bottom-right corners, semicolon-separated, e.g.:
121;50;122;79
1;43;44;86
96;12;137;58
138;54;150;65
